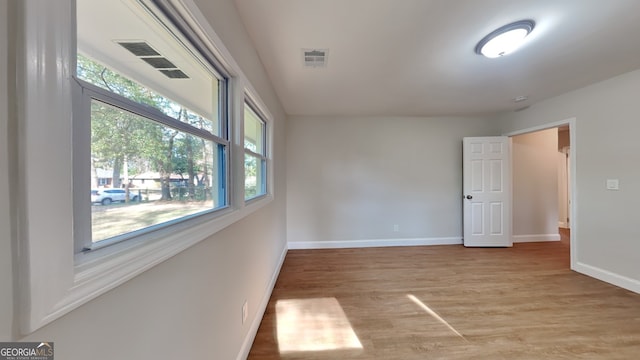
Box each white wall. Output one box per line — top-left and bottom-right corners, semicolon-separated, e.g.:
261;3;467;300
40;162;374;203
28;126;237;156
558;128;570;149
511;129;559;242
557;129;571;228
499;68;640;293
557;153;567;227
1;1;288;360
287;116;501;247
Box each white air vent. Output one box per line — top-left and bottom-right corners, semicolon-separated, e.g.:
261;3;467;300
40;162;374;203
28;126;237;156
302;49;328;67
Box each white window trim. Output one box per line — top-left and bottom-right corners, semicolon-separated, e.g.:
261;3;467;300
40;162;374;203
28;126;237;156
16;0;273;334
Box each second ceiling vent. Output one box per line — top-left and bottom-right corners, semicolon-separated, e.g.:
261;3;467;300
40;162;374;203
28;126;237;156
302;49;328;68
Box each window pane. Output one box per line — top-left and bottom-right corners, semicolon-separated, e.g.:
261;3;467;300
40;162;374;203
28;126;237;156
78;54;220;136
244;103;265;154
76;0;223;135
244;153;266;200
91;100;224;242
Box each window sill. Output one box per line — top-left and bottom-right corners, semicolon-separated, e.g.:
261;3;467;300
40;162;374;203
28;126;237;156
49;194;272;332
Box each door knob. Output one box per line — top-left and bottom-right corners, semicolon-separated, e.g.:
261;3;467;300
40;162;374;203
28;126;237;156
466;195;473;200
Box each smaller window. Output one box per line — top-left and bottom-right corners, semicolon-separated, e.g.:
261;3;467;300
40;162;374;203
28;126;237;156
244;101;267;200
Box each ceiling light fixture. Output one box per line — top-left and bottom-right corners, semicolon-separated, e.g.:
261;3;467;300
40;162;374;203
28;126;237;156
475;20;535;58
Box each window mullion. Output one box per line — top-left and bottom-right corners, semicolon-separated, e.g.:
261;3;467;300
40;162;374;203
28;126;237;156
72;74;93;253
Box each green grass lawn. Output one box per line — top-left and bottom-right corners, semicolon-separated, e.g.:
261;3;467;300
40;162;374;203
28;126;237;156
91;200;214;241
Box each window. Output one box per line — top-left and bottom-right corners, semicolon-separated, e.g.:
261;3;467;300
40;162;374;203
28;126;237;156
74;0;229;250
244;101;267;200
17;0;273;333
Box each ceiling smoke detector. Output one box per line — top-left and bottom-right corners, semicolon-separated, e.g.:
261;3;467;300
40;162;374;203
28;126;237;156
303;49;328;67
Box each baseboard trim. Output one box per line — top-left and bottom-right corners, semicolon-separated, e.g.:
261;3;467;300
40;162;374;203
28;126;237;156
287;237;462;250
574;261;640;295
513;233;561;243
236;243;288;360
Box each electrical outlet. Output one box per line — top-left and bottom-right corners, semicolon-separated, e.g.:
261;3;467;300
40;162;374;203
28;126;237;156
606;179;620;190
242;300;248;324
393;224;399;232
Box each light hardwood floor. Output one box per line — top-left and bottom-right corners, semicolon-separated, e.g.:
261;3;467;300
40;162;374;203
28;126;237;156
248;230;640;359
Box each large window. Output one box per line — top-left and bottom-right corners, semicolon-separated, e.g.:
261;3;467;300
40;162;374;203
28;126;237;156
17;0;273;333
244;101;267;200
75;0;229;249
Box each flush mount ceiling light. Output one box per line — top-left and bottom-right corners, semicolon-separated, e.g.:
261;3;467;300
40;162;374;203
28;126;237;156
475;20;535;58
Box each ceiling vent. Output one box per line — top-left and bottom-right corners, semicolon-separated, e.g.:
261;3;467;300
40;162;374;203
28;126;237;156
141;57;177;69
116;40;190;79
160;69;189;79
303;49;328;68
117;41;160;57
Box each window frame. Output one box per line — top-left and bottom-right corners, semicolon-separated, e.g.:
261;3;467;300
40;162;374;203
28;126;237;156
16;0;273;334
243;97;269;201
73;77;231;252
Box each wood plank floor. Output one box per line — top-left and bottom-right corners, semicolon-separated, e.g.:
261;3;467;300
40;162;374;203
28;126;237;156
248;231;640;359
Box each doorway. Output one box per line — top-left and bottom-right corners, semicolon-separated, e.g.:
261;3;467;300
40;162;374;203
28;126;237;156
505;118;577;269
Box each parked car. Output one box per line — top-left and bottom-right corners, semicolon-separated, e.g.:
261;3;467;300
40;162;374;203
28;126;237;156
91;189;139;205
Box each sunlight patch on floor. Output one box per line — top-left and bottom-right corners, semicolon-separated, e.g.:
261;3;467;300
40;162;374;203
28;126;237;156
407;294;467;341
276;297;363;353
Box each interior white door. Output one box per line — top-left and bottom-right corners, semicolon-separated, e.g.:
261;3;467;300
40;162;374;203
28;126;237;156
463;136;511;247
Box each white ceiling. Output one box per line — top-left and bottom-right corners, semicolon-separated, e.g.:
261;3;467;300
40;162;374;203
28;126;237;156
233;0;640;117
